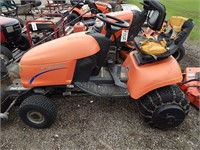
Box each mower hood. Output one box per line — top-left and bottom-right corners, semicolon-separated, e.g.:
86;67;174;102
0;16;19;27
20;32;100;65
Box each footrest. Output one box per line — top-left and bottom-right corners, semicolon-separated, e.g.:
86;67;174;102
74;82;129;97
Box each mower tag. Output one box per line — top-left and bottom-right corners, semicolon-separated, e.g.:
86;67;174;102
121;30;129;42
31;23;37;31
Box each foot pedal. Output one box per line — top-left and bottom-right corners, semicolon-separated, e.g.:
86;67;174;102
108;65;127;88
74;82;129;97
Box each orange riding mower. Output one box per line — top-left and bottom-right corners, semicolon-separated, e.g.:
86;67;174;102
0;0;191;130
68;0;112;25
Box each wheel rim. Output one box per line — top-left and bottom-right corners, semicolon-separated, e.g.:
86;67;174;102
152;104;185;129
27;110;45;124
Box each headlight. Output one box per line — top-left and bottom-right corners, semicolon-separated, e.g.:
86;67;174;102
6;26;14;33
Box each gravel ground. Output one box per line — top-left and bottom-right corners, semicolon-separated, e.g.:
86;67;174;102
1;39;200;150
1;0;200;149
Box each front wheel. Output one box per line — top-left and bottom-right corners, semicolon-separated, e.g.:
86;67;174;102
1;46;13;60
138;85;190;129
19;95;57;128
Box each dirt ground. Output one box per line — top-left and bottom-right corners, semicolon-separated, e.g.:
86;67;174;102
1;40;200;150
1;0;200;150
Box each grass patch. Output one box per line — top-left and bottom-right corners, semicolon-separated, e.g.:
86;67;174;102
125;0;200;41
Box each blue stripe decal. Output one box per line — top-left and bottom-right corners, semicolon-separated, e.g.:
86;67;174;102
29;67;65;84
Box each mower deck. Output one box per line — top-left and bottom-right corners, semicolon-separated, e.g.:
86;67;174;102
180;68;200;109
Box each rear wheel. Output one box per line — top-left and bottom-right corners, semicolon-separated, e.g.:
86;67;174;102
19;95;57;128
18;34;31;51
138;85;190;129
172;46;185;62
0;46;13;60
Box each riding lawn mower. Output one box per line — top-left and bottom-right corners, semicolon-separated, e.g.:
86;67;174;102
68;0;112;25
0;0;193;130
0;16;31;60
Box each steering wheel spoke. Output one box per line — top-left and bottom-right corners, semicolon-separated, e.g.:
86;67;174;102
96;13;130;28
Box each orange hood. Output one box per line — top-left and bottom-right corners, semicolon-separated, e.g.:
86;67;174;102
20;32;100;65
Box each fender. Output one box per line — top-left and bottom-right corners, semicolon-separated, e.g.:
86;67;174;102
123;51;183;99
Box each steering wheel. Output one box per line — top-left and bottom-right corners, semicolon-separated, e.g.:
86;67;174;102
96;13;129;28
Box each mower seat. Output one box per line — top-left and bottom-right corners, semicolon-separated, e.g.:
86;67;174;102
144;0;166;31
158;16;194;47
133;36;178;64
127;0;166;48
133;17;194;65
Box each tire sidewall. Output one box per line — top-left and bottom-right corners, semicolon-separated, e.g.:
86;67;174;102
0;46;13;60
17;34;31;51
19;95;57;128
19;105;53;129
172;46;185;62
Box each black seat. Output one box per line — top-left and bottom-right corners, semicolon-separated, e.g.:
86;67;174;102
158;17;194;47
132;0;169;64
144;0;166;31
133;17;194;65
126;0;166;48
134;36;177;62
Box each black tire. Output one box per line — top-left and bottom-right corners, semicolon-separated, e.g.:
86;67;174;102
18;34;31;51
138;85;190;129
0;84;6;102
68;12;80;26
172;46;185;62
19;95;57;128
0;46;13;60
